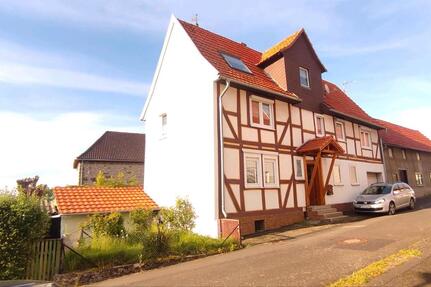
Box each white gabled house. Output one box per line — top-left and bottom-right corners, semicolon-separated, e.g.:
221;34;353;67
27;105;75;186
141;15;385;238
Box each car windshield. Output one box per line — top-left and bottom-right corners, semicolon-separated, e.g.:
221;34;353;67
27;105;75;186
362;185;392;195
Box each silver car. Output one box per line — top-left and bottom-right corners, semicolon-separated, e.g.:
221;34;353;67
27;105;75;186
353;183;416;215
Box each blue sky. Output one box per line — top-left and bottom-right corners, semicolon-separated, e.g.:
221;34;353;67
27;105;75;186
0;0;430;188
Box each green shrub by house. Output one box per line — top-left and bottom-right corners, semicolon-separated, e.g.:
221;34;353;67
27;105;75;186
83;212;125;238
0;194;50;280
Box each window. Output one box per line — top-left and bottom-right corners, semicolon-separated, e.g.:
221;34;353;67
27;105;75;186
335;121;345;141
349;166;358;185
250;96;274;129
388;148;393;158
360;129;371;149
315;115;325;137
245;155;261;188
244;150;279;188
221;53;251;73
263;155;279;187
415;172;424;186
299;67;310;88
333;165;342;185
402;149;406;160
416;152;421;161
295;158;304;180
160;113;167;137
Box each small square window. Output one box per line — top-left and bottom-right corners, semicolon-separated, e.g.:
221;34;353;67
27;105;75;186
415;172;424;186
333;165;342;185
299;67;310;88
315;115;325;137
254;220;265;233
245;155;261;188
335;121;345;141
249;96;274;129
349;166;358;185
160;113;167;137
360;129;371;149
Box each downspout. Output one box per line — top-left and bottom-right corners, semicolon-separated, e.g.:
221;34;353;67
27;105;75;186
218;80;231;218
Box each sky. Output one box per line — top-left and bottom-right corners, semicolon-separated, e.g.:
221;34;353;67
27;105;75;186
0;0;430;189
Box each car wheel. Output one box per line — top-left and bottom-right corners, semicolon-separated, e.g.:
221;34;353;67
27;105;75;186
388;202;396;215
409;198;415;210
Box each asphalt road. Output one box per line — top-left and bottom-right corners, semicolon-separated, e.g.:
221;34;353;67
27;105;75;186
90;198;431;287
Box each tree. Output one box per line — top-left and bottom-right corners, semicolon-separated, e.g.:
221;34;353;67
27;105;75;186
16;176;51;199
160;198;196;231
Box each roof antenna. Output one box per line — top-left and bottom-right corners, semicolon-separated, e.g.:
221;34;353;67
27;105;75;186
192;13;199;26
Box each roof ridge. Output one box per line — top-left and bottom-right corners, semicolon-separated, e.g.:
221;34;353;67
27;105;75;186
259;28;304;63
177;19;261;54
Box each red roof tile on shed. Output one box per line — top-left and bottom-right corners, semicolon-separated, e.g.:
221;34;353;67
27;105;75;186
178;20;299;101
374;119;431;153
54;186;158;215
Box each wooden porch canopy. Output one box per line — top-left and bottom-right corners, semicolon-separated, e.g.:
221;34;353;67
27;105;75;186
296;136;345;206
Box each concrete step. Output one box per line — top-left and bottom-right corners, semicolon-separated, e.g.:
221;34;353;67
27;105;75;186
308;205;337;212
322;212;344;219
325;215;350;223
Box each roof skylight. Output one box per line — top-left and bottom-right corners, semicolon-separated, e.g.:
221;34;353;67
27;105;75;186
221;53;252;74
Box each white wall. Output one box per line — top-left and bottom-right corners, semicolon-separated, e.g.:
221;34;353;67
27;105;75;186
141;16;219;237
321;158;386;205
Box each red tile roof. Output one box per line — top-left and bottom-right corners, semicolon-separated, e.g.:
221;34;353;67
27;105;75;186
178;20;299;101
322;81;380;128
74;131;145;168
54;186;158;215
297;136;345;155
374;119;431;152
259;29;303;64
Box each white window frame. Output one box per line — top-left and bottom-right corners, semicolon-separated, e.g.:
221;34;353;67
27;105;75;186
249;95;275;129
349;165;359;186
333;165;343;186
402;149;406;160
360;128;372;149
243;149;279;188
388;148;393;158
160;113;167;139
262;154;280;188
244;153;262;188
314;114;325;137
415;172;424;186
335;121;346;142
299;67;310;88
294;157;305;180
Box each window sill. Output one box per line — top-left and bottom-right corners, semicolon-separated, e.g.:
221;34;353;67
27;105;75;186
333;183;344;186
361;146;372;150
250;123;275;131
316;133;326;138
263;184;280;189
301;85;311;90
351;183;360;186
244;185;262;189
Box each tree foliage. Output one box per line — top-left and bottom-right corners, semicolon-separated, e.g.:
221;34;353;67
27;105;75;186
94;171;138;187
160;198;196;231
16;176;51;199
0;194;50;280
83;212;126;238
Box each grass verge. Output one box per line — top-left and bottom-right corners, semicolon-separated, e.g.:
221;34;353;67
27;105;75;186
328;248;422;287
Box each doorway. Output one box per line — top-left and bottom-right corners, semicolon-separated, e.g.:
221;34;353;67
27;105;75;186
399;169;408;184
307;163;324;205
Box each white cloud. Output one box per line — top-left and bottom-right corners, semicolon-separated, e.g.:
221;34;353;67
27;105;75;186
0;64;149;96
0;112;142;189
379;107;431;139
320;40;407;57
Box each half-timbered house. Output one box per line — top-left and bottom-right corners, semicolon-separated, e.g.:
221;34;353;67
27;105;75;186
141;16;385;238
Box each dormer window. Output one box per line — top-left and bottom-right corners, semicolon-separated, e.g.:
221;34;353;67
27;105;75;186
299;67;310;88
221;53;252;74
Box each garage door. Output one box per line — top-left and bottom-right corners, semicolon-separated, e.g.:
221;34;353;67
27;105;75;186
367;172;382;185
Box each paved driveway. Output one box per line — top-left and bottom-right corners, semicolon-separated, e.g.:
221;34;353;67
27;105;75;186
90;199;431;287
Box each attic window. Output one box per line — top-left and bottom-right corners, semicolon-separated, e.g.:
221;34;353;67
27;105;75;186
299;67;310;88
221;53;252;73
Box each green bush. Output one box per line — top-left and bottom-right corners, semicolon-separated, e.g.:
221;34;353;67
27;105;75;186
130;208;155;233
160;198;196;231
0;194;50;279
83;212;126;238
170;231;237;256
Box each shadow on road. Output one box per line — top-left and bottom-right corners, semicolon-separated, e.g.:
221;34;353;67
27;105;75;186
413;272;431;287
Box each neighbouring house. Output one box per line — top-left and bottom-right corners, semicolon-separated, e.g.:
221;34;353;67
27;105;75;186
73;131;145;185
374;119;431;197
141;16;385;238
53;186;158;245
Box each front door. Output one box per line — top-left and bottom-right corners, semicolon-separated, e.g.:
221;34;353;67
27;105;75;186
399;170;408;184
307;163;324;205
